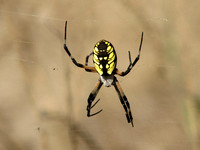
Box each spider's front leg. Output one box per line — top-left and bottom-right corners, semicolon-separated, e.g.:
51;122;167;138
112;77;134;127
87;80;103;117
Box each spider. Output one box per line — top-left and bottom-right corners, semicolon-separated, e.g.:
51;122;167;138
64;21;143;127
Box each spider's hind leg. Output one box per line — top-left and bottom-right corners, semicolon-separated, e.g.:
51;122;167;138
85;52;93;66
87;80;103;117
115;32;143;76
63;20;97;73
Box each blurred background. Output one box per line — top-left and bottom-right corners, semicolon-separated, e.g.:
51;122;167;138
0;0;200;150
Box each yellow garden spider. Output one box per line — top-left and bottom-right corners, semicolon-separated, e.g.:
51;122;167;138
64;21;143;127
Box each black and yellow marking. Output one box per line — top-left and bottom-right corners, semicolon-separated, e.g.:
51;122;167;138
93;40;117;76
64;20;144;127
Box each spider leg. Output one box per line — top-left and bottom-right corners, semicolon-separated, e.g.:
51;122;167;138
85;52;94;66
87;80;103;117
116;32;143;76
63;21;97;73
112;77;134;127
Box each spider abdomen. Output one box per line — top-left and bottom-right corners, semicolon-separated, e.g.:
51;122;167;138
93;40;117;76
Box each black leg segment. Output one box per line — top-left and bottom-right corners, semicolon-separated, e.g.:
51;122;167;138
63;20;97;72
87;80;103;117
85;52;94;66
116;32;143;76
112;77;134;127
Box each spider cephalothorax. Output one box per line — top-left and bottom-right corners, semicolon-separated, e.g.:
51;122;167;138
64;21;143;127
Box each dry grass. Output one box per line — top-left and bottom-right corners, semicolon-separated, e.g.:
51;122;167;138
0;0;200;150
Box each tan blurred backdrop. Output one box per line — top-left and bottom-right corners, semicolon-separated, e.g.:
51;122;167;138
0;0;200;150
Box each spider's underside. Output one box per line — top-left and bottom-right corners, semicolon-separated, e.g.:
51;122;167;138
64;21;143;127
